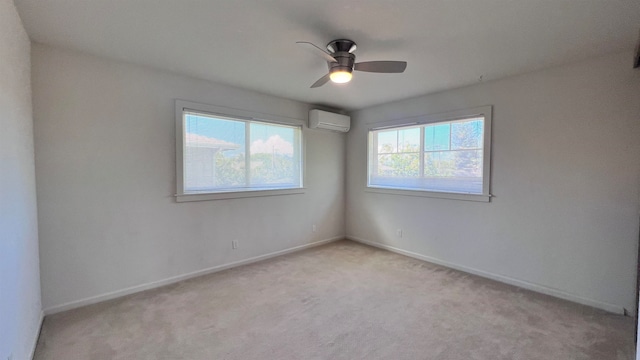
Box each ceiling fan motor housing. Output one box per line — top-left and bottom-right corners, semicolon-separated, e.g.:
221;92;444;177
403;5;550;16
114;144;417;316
327;39;357;74
327;39;357;53
328;52;356;74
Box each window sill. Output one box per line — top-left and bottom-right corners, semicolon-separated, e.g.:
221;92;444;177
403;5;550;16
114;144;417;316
176;188;306;202
365;186;491;202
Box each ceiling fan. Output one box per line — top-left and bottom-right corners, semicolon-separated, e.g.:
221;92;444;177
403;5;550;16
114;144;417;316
296;39;407;88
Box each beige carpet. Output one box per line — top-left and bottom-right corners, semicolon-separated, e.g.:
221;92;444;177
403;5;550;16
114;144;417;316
34;240;634;360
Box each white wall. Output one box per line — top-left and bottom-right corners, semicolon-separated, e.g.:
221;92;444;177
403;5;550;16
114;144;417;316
346;51;640;314
0;0;42;359
32;44;345;312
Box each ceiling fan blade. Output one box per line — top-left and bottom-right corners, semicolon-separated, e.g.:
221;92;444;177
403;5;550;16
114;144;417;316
310;73;331;88
354;61;407;73
296;41;337;63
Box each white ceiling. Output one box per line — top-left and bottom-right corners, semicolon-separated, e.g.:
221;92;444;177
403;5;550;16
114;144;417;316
14;0;640;111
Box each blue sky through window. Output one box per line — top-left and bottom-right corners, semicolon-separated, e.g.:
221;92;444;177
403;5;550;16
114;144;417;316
377;118;483;153
425;124;450;151
185;114;296;157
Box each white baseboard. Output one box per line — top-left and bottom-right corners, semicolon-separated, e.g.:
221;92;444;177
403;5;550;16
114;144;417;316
43;236;343;315
346;235;626;315
29;310;44;360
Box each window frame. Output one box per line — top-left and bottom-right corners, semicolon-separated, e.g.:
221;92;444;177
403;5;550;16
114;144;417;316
175;100;306;202
366;106;492;202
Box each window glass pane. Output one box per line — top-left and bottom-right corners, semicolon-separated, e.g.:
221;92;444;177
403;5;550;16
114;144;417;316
377;153;420;177
424;151;455;177
454;149;483;178
377;130;398;153
249;122;300;188
397;127;420;153
423;150;483;193
182;111;302;194
368;113;488;196
184;114;245;191
425;124;450;151
451;118;483;150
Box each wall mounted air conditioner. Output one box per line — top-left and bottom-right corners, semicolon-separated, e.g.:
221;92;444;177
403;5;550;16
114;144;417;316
309;109;350;132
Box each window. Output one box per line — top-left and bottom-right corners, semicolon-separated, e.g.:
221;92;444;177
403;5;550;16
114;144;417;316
176;101;304;202
367;106;492;202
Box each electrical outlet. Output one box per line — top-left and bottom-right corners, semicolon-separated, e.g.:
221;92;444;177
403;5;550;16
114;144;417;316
396;229;403;238
312;224;316;232
232;240;238;249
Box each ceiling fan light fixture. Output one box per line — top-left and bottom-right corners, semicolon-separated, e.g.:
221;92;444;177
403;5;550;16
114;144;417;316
330;69;352;83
